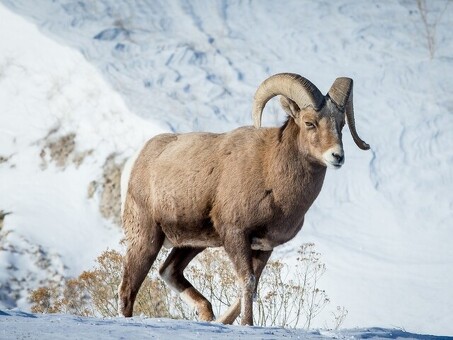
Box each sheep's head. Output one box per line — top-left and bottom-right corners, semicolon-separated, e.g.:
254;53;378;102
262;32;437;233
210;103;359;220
253;73;370;168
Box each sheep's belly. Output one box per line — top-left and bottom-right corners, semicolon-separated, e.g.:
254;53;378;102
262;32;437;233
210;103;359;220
162;236;222;249
164;236;275;251
250;237;275;251
161;225;222;249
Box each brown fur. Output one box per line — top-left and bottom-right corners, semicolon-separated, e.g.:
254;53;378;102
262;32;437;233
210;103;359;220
118;94;357;325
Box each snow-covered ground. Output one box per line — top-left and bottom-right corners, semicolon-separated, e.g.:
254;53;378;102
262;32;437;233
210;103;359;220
0;0;452;337
2;309;452;340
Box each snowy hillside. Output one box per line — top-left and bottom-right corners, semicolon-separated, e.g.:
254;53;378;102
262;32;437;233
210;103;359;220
0;311;453;340
2;310;453;340
1;0;452;337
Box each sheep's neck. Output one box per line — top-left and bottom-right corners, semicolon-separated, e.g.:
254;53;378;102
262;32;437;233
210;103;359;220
268;119;327;215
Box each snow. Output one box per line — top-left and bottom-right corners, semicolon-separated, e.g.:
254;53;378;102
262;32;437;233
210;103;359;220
1;310;452;340
0;0;452;337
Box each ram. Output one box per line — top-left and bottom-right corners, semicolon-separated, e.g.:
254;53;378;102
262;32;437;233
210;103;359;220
118;73;370;325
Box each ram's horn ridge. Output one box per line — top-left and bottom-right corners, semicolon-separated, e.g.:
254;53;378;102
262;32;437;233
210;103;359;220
328;77;370;150
252;73;325;128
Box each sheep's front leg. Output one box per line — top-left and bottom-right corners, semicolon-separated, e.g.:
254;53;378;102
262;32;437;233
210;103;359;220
223;230;254;326
216;249;273;325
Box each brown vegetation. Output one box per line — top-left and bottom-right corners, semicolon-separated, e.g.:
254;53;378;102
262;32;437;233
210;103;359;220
30;243;342;329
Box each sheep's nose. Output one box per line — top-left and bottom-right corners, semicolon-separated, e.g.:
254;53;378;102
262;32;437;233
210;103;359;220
332;152;344;163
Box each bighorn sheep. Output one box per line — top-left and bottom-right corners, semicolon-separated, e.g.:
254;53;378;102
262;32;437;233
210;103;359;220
118;73;370;326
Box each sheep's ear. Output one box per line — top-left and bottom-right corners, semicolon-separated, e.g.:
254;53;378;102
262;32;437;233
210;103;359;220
279;96;300;119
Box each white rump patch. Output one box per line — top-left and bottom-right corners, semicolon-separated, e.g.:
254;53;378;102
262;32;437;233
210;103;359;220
120;144;145;215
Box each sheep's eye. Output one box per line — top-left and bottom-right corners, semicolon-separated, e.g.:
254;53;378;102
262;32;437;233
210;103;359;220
305;122;315;129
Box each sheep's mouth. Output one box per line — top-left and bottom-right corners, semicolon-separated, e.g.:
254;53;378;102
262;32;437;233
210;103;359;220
324;160;343;169
322;148;344;170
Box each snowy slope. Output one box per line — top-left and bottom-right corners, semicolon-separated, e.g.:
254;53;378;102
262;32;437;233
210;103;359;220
2;310;452;340
0;3;166;308
1;0;452;336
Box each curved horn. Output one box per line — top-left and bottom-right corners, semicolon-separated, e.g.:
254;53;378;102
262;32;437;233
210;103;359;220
252;73;325;128
328;78;370;150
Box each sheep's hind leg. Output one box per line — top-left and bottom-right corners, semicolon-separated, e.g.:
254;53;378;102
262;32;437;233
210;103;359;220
216;249;272;325
159;247;214;321
118;197;165;317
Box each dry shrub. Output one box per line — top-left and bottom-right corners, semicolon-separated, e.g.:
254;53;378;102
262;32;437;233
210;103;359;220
30;286;60;314
0;154;13;165
0;210;11;231
30;244;344;329
331;306;348;331
87;154;124;226
416;0;450;59
39;127;93;170
30;279;91;316
98;155;124;226
254;243;330;328
30;249;172;318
